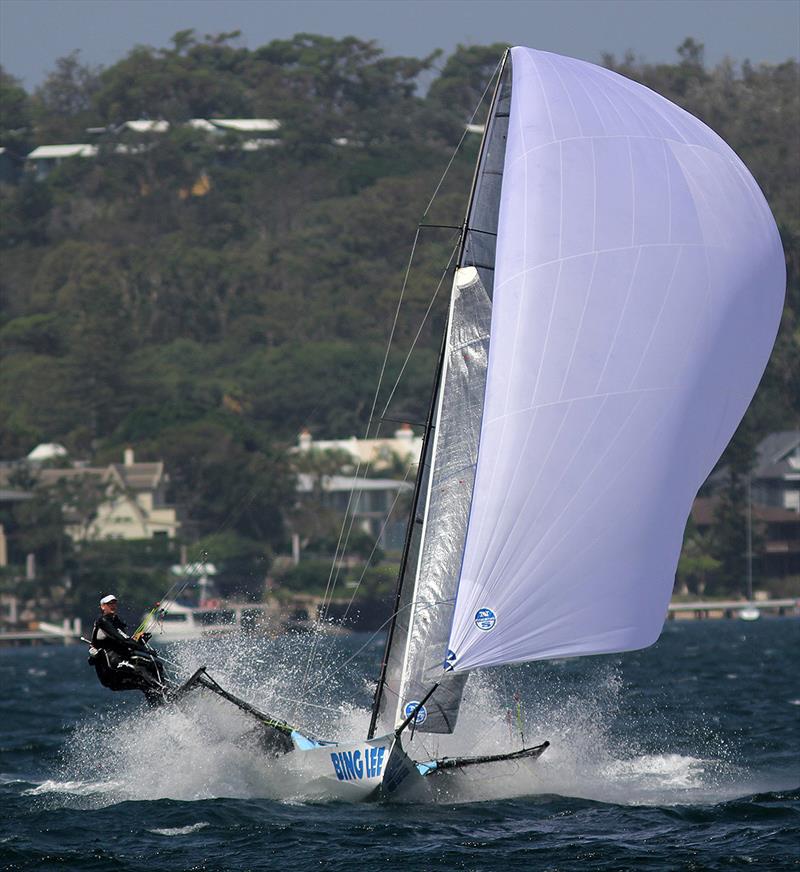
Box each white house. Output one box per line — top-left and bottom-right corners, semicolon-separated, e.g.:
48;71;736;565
295;425;422;471
14;447;180;541
26;144;98;179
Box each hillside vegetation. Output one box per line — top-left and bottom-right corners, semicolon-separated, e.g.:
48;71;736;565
0;34;797;606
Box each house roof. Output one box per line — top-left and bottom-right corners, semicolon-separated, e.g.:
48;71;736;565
0;488;33;503
118;120;170;133
111;462;165;490
35;467;104;486
753;430;800;479
112;118;282;134
27;144;98;159
0;462;164;492
692;496;800;526
210;118;281;132
27;442;68;462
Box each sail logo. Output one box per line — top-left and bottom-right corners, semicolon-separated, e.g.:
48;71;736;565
330;745;386;782
443;649;457;671
403;701;428;724
474;608;497;631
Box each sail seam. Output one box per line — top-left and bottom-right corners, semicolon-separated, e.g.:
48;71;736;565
491;240;721;297
485;384;676;424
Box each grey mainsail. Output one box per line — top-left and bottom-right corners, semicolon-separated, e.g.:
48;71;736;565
368;57;511;737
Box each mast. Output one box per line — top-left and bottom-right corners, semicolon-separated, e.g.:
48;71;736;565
366;315;449;739
746;474;753;601
456;49;510;270
367;51;511;740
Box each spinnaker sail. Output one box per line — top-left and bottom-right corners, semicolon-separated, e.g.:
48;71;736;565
445;47;785;673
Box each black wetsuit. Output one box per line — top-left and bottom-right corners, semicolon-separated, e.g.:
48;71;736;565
90;613;164;702
91;613;138;659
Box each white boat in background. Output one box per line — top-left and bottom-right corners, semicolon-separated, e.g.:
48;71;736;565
739;477;761;621
146;600;272;642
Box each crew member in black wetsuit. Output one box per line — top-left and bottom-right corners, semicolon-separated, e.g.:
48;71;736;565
89;594;163;703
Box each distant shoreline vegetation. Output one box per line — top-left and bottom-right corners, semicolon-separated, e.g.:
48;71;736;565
0;33;797;615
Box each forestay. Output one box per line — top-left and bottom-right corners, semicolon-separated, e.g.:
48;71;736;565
446;47;786;673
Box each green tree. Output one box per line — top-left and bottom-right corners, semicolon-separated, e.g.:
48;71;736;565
288;447;354;552
709;422;758;595
0;66;33;154
677;523;720;595
251;34;435;153
33;51;102;141
148;418;292;545
426;42;509;139
53;245;136;448
92;31;250;123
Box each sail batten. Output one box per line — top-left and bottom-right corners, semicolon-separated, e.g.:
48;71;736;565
445;47;785;674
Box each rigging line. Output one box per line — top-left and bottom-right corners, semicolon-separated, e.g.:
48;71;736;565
420;224;498;237
299;431;393;668
320;482;364;623
378;238;460;421
299;215;448;676
295;453;378;706
136;554;209;637
307;597;454;693
365;225;422;434
299;57;503;705
365;53;502;440
310;426;411;680
318;446;379;621
421;55;504;220
303;229;429;675
303;609;404;694
379;416;427;428
339;462;415;625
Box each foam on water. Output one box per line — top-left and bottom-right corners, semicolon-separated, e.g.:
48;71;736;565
147;823;209;836
46;632;785;809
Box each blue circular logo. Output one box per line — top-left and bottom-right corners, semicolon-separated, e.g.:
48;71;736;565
474;607;497;631
404;701;428;724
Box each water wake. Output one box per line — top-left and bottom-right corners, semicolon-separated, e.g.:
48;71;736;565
42;634;789;809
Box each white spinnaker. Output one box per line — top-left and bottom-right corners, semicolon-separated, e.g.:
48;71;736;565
447;47;786;672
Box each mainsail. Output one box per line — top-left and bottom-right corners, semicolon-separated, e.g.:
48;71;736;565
368;57;512;738
446;47;785;672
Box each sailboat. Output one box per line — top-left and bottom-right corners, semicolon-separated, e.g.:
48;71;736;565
176;46;785;800
739;475;761;620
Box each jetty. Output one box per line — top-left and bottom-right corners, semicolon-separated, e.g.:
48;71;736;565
0;619;82;647
667;598;798;619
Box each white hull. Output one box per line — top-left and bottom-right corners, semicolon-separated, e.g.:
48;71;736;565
276;735;422;802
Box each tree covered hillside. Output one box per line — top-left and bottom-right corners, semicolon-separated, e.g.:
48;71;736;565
1;33;798;557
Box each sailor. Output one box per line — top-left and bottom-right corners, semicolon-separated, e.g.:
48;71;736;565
88;594;163;703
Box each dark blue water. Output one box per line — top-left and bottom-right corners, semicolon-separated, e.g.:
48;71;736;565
2;619;798;871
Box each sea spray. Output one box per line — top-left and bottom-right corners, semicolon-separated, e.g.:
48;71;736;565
44;630;780;808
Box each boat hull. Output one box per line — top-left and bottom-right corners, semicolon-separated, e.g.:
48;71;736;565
277;735;420;802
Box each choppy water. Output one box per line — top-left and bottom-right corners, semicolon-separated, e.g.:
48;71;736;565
2;618;798;870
